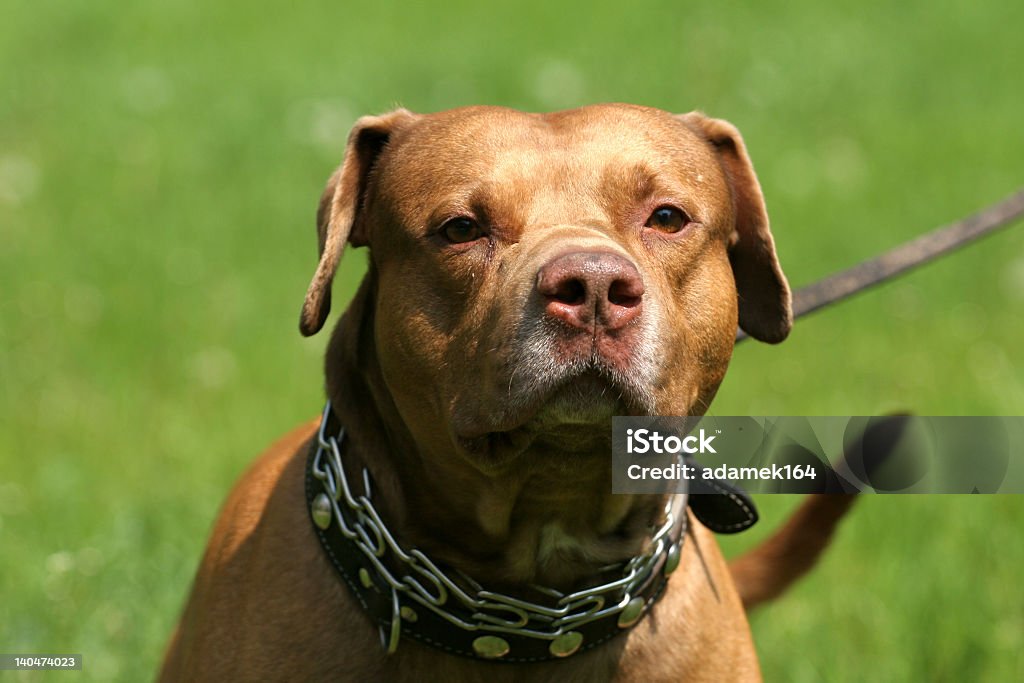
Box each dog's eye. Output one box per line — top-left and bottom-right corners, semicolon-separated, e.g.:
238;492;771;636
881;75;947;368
441;217;483;244
644;206;689;233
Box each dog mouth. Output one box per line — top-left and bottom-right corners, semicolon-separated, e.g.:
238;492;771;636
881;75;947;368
530;371;630;425
454;365;651;464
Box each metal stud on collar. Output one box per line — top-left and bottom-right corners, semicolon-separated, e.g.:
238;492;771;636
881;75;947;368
664;542;681;576
617;597;645;628
472;635;510;659
310;493;332;530
549;631;584;657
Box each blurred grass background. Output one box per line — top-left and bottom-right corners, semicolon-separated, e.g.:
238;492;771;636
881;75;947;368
1;0;1022;680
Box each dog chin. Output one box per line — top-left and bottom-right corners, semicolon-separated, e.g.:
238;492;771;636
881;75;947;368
455;371;647;467
529;373;622;426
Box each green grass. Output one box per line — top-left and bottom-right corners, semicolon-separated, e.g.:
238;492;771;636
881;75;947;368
2;1;1022;680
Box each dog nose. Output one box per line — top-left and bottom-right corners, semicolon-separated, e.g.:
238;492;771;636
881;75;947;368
536;251;645;331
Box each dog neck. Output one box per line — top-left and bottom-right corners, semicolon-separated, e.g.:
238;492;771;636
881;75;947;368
324;274;669;591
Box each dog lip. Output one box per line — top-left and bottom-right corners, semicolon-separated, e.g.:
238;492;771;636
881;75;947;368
454;369;647;445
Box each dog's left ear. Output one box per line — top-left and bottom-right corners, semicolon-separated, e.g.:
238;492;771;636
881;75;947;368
300;108;418;336
678;112;793;343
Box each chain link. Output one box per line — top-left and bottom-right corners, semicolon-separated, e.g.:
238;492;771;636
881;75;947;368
311;403;683;645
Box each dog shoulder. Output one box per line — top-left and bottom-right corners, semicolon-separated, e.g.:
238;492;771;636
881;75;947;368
207;419;320;559
162;419;385;680
613;519;761;682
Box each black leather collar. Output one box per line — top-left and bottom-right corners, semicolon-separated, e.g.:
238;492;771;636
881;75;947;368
305;404;757;663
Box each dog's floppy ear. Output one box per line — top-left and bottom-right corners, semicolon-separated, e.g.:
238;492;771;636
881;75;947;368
678;112;792;343
299;109;418;336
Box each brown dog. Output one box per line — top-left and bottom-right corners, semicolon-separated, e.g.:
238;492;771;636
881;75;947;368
160;104;855;682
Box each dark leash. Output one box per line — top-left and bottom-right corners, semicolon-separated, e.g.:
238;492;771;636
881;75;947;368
737;188;1024;342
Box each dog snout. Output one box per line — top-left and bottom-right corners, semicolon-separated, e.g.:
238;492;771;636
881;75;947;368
536;251;645;331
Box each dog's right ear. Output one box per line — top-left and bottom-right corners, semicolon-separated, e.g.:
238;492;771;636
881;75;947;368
299;109;418;336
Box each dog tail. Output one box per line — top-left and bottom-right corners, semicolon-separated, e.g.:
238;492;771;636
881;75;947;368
728;494;857;609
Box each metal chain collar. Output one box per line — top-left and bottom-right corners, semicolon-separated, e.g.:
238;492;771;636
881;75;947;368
309;402;687;659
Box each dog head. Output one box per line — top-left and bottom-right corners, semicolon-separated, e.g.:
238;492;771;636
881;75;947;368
300;104;790;474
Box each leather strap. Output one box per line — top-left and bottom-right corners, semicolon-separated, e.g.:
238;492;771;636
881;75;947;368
685;459;760;533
